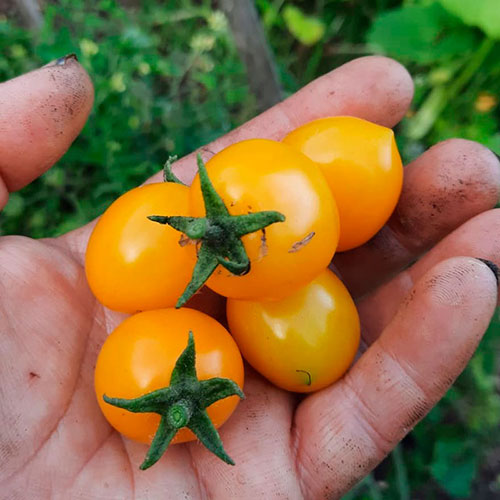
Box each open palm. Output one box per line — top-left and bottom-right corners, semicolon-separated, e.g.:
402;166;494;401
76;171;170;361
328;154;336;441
1;56;499;499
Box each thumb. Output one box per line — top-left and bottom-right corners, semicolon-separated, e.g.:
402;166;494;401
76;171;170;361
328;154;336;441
0;54;94;210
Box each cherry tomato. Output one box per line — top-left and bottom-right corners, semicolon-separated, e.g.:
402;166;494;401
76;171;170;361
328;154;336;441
227;269;360;392
283;116;403;251
189;139;340;300
85;183;196;313
95;308;244;445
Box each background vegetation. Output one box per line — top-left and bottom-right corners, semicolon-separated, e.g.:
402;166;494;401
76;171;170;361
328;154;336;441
1;0;499;498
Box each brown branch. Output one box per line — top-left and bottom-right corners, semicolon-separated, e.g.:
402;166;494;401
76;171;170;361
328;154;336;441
12;0;42;30
219;0;283;112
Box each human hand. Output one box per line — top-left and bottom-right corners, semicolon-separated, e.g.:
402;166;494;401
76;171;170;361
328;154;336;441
1;55;499;499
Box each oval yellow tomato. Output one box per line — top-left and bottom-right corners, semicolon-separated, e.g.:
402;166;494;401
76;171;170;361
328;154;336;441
227;269;360;392
283;116;403;251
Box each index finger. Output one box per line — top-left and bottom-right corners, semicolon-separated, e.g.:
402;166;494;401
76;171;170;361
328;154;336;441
0;54;94;210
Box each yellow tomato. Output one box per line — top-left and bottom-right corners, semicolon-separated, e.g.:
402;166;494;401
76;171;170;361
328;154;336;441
189;139;340;300
227;269;360;392
95;308;244;445
85;183;196;313
283;116;403;251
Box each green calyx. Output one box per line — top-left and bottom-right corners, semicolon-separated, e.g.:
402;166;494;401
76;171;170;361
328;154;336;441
163;155;185;185
103;331;244;470
149;154;286;308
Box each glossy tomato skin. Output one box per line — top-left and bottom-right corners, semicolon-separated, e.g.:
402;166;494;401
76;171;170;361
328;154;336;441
85;183;196;313
95;308;244;444
190;139;340;301
227;269;359;393
283;116;403;251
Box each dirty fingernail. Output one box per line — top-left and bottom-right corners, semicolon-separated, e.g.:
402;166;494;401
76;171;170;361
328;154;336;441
477;258;500;285
43;53;79;68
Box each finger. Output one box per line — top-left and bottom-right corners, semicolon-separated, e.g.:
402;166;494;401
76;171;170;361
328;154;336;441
162;55;413;185
334;139;500;297
294;257;498;499
359;208;500;343
62;55;413;256
0;54;94;210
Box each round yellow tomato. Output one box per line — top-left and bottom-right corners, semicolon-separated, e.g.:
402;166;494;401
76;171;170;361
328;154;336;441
227;269;360;392
283;116;403;251
189;139;340;300
85;183;196;313
95;308;244;445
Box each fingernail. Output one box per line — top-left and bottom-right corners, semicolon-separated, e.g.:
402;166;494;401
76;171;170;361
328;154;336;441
43;53;78;68
477;258;499;285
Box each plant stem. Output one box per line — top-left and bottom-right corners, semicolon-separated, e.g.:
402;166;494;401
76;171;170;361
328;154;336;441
220;0;283;111
393;444;410;500
365;473;384;500
405;37;495;140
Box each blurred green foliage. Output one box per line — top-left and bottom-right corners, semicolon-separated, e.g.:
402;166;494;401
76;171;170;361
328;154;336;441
258;0;500;162
1;0;500;498
0;0;255;236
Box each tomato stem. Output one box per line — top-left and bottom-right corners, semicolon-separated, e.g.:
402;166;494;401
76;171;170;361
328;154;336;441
166;401;192;428
103;331;244;470
149;154;285;307
163;155;185;185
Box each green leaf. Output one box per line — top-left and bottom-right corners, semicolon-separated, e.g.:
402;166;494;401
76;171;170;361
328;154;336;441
439;0;500;39
2;193;25;218
367;3;477;63
486;133;500;155
282;6;325;46
430;439;478;498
